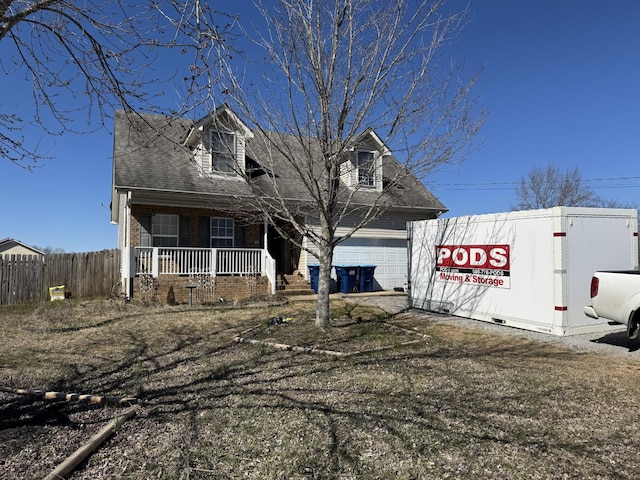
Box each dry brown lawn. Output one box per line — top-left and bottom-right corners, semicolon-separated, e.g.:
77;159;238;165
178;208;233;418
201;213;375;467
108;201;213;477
1;298;640;479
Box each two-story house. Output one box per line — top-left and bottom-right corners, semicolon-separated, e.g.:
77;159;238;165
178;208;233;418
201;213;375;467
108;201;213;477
111;105;447;303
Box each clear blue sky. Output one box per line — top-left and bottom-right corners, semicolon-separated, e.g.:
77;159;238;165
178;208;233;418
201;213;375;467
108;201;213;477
1;1;639;252
429;0;640;216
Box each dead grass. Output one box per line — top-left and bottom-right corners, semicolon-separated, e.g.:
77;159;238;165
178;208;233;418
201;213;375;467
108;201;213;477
2;298;640;479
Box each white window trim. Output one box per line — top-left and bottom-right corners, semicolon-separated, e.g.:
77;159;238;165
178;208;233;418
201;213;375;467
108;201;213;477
151;214;179;247
356;150;377;188
210;130;237;175
210;217;234;247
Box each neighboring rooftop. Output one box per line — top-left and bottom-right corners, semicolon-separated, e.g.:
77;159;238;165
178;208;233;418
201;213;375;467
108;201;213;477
0;238;45;256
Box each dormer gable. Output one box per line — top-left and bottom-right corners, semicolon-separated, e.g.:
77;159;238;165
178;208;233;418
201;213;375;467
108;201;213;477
340;129;390;191
184;104;254;177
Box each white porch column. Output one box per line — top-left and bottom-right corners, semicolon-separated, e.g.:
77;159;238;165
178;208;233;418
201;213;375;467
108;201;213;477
263;215;269;251
152;247;159;277
124;191;132;299
263;215;276;294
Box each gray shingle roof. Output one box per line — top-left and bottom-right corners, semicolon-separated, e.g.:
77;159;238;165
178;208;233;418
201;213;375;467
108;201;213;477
112;110;447;214
0;238;45;255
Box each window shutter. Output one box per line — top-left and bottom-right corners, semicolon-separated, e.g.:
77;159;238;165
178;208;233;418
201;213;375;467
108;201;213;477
234;224;245;248
139;215;152;247
199;217;211;247
179;216;191;247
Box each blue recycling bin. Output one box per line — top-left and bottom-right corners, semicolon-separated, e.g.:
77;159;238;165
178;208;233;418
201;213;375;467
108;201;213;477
359;265;376;292
335;265;359;293
308;264;320;293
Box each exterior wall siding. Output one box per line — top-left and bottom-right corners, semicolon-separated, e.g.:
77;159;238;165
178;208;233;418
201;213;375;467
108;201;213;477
0;245;43;256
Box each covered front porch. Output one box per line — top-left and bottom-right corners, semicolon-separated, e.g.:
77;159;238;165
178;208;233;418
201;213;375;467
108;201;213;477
124;246;276;304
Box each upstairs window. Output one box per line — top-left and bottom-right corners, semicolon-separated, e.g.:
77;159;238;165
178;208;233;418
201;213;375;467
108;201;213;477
151;214;179;247
210;217;234;247
211;131;236;174
357;150;376;187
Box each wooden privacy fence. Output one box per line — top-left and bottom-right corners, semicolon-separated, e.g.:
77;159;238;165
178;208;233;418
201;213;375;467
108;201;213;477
0;249;121;305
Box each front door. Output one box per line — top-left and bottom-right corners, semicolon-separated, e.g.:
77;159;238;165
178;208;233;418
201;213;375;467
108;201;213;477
267;224;286;277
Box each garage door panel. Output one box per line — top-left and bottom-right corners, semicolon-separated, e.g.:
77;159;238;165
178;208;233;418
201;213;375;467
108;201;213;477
360;253;374;262
347;252;361;262
333;239;408;290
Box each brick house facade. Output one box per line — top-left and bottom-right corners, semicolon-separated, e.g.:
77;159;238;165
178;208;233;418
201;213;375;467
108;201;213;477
111;106;447;304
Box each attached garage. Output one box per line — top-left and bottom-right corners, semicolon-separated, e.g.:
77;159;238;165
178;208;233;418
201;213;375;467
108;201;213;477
300;213;443;292
333;237;408;290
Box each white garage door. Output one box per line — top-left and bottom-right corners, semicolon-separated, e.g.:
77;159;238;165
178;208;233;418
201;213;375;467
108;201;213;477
333;238;408;290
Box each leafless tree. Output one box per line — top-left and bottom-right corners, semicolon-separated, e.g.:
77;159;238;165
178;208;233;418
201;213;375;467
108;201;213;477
222;0;485;328
34;245;65;254
512;165;617;210
1;0;236;168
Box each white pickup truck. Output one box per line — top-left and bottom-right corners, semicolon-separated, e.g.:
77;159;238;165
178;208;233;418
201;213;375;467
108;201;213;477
584;271;640;340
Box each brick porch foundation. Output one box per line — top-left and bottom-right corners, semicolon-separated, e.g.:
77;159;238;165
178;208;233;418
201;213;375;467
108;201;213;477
132;274;271;304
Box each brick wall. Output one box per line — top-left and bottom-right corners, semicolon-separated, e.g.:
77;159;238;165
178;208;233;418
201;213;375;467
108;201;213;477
130;205;262;248
133;273;270;304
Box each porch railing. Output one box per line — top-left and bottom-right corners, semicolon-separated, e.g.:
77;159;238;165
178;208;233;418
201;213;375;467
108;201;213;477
135;247;265;277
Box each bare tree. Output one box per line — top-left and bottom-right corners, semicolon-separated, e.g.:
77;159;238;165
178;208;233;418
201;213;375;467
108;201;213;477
221;0;485;327
34;245;65;254
1;0;236;168
512;165;618;210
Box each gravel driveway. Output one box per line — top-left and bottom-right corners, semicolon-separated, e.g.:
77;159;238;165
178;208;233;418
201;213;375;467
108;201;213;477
346;293;640;359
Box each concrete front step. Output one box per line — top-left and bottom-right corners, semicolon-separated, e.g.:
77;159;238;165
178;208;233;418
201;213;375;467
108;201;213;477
278;273;314;296
282;287;315;296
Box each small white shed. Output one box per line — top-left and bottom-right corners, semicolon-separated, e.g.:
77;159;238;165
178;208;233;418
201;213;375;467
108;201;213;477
408;207;639;336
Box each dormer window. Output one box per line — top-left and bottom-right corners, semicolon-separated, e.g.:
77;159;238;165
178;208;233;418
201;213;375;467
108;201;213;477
185;106;253;177
343;129;389;192
357;150;376;187
211;130;236;174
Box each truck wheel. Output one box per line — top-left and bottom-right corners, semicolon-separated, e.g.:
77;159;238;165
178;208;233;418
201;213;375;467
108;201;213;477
627;316;640;341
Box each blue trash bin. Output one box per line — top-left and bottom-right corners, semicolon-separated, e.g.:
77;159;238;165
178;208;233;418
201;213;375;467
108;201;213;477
335;265;359;293
308;264;320;294
359;265;376;292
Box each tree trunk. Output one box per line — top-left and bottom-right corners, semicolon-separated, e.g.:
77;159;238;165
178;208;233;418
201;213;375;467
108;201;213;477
315;243;333;328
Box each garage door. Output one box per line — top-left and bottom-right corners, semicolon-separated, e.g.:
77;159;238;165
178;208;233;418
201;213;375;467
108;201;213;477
333;238;407;290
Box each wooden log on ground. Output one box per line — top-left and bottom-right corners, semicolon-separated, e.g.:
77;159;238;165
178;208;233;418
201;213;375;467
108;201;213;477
0;386;137;406
233;336;349;357
43;406;137;480
383;322;432;339
232;320;429;358
234;336;427;357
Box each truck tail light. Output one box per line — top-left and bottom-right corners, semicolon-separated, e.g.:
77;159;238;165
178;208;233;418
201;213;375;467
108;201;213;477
590;276;599;298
